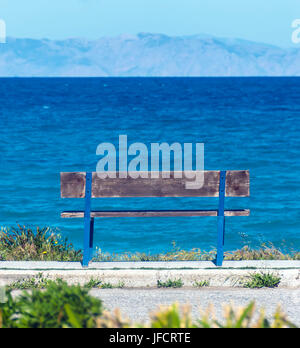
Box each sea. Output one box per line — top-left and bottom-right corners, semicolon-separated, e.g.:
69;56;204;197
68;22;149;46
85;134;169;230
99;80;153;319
0;77;299;254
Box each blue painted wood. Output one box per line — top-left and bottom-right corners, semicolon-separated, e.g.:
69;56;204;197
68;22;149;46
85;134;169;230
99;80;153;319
216;171;226;267
89;218;95;260
82;172;92;267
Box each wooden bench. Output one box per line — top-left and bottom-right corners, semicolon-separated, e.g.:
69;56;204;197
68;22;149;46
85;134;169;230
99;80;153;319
60;170;250;267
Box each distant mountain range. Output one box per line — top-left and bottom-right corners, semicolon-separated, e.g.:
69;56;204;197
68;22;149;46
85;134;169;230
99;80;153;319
0;33;299;76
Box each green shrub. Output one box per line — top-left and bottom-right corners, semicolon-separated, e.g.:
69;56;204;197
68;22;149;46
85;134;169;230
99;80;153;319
0;225;82;262
157;279;184;288
0;280;103;328
0;291;19;328
244;272;281;289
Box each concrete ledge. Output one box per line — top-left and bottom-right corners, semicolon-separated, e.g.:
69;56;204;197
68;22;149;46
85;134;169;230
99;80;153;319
0;268;299;288
0;260;300;270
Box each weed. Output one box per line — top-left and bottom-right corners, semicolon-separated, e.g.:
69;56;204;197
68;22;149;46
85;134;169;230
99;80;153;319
157;279;184;288
0;225;81;262
193;280;210;288
7;273;56;290
243;272;281;289
85;278;125;289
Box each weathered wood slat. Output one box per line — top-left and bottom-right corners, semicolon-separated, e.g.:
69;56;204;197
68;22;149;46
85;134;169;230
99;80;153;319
61;172;86;198
61;171;250;198
61;209;250;218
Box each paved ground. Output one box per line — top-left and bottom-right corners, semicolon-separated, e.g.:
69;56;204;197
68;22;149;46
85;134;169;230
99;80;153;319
90;288;300;326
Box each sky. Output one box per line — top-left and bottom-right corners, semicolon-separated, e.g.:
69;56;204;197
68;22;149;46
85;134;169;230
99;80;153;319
1;0;300;47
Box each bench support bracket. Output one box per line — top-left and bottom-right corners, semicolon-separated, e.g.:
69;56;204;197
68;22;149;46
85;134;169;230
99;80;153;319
83;172;93;267
216;171;226;266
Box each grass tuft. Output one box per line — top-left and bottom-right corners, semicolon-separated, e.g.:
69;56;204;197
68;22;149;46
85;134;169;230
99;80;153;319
7;273;61;290
243;272;281;289
193;280;210;288
0;225;81;262
157;279;184;288
85;278;125;289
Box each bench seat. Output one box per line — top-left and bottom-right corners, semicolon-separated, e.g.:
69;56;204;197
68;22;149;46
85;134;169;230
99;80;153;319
61;209;250;218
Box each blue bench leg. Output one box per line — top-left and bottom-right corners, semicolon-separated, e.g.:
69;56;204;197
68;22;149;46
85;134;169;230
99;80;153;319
83;216;92;267
89;218;94;261
216;170;226;267
216;216;225;266
82;172;92;268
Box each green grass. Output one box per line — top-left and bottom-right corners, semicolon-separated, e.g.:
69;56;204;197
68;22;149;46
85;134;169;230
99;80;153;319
243;272;281;289
85;278;125;289
193;280;210;288
1;226;299;263
157;279;184;288
8;275;125;291
7;273;58;290
94;242;300;262
0;225;81;262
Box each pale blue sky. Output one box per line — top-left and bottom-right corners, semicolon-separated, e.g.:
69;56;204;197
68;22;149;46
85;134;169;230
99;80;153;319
1;0;300;46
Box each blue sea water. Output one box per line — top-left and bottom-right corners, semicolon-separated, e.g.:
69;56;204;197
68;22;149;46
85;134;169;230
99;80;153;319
0;77;299;254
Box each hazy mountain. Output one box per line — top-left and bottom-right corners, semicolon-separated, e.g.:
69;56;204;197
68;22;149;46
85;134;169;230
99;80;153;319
0;33;299;76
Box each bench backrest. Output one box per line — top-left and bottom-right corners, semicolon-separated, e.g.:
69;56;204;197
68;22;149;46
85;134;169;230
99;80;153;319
61;171;250;198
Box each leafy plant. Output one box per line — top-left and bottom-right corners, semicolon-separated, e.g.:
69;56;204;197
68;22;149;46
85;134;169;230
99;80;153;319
85;278;103;289
0;291;19;328
243;272;281;289
0;225;81;262
193;280;210;288
150;303;194;328
7;273;55;290
101;281;125;289
13;280;102;328
157;279;184;288
85;278;125;289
